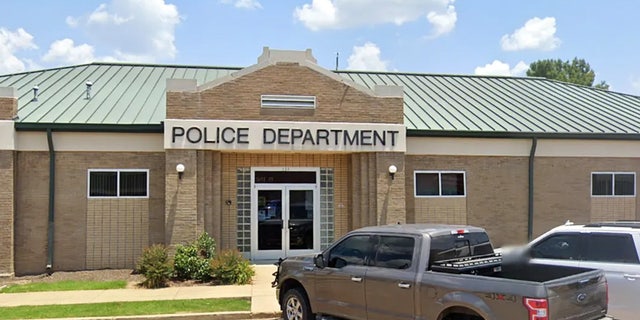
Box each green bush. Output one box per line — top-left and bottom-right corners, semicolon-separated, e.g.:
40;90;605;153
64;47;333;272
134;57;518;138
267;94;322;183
136;244;173;288
173;232;216;282
210;249;255;285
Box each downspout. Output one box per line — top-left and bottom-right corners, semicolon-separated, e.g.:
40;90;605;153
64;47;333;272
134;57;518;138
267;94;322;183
46;128;55;273
527;137;538;241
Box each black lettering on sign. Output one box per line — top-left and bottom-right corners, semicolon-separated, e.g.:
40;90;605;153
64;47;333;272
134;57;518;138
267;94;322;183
221;127;236;143
237;128;249;144
186;127;202;143
278;128;290;144
172;126;185;143
316;129;329;145
291;129;304;144
360;130;372;146
303;129;316;145
263;128;276;144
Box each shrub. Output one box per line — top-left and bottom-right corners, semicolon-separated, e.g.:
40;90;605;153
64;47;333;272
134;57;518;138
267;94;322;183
173;232;216;282
210;249;255;285
136;244;173;289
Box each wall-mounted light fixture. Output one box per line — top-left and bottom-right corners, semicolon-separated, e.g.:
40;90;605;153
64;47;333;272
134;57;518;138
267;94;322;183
388;165;398;180
176;163;185;180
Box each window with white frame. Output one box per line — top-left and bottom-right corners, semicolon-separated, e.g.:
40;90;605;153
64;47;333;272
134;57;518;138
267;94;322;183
88;169;149;198
415;171;466;197
591;172;635;196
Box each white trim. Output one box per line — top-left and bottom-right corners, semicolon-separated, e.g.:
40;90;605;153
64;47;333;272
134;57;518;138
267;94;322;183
17;132;163;152
87;169;150;199
0;120;15;150
414;170;467;198
591;171;636;197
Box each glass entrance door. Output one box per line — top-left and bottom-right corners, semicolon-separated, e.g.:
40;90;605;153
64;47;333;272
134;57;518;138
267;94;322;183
253;185;318;260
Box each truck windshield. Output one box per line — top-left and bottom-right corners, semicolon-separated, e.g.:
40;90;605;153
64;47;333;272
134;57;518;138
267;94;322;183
429;232;494;264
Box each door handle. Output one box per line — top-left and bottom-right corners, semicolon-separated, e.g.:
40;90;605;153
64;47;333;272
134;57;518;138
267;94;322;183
398;282;411;289
623;274;640;281
351;276;363;283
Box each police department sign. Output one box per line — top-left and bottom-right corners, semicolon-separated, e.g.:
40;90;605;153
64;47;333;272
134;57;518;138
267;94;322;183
164;119;406;152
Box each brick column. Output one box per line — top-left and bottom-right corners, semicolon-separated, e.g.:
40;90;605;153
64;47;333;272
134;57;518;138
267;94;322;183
376;152;406;225
165;149;199;248
0;87;17;276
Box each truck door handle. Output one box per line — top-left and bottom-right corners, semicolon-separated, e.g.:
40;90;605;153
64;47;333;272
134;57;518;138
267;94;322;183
398;282;411;289
351;276;363;283
623;274;640;281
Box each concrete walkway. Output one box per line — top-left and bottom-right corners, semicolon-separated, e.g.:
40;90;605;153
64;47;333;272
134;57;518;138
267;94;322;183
0;265;281;320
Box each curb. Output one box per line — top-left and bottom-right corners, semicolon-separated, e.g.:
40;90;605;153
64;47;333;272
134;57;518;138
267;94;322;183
38;311;281;320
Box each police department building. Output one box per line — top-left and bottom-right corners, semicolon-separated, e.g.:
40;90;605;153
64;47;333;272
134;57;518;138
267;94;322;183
2;48;640;275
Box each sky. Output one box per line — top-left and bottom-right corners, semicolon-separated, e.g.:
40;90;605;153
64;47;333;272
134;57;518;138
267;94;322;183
1;0;640;95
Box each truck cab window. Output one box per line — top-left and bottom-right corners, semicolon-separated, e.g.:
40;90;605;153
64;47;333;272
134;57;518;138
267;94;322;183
327;235;373;267
373;236;415;269
531;233;582;260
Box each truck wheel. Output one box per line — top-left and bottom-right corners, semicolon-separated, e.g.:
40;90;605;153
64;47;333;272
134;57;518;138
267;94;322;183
283;288;312;320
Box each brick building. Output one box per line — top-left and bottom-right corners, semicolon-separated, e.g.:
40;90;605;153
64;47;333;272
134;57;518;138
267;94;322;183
1;47;640;276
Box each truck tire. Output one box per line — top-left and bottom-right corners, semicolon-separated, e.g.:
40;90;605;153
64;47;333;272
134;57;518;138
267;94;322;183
283;287;313;320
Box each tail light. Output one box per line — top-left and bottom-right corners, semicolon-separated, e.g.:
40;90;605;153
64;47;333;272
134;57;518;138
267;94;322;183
523;297;548;320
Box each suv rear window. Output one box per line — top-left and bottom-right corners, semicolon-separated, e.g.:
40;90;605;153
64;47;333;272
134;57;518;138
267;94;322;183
585;233;639;263
429;232;494;264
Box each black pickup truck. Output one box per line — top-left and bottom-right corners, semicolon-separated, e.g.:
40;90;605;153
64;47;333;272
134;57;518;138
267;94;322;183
273;223;610;320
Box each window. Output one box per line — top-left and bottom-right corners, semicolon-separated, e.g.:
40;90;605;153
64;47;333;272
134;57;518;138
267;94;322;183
372;236;415;269
429;232;493;265
415;171;465;197
88;169;149;198
328;235;373;267
530;233;582;260
584;233;639;264
261;95;316;109
592;172;635;196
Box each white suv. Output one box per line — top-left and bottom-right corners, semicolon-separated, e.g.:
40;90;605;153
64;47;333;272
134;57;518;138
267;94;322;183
527;221;640;319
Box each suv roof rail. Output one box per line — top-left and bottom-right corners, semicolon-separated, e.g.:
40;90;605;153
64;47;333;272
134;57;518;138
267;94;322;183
583;221;640;229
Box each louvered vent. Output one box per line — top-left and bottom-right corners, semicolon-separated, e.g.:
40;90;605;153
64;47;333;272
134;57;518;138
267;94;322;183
261;95;316;109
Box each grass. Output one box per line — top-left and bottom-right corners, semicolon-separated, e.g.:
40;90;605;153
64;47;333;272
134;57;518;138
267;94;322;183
0;280;127;293
0;298;250;319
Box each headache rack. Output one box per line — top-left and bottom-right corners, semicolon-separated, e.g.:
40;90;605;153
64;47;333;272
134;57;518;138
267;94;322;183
430;252;503;275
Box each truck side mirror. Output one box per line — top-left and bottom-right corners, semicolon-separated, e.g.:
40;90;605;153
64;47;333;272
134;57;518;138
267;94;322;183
314;254;325;269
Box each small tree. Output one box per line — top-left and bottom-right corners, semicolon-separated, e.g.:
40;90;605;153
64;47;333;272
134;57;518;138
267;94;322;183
136;244;173;288
210;249;255;285
173;232;217;282
527;57;609;90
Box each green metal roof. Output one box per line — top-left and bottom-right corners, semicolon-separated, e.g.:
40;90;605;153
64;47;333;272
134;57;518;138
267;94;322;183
2;62;640;136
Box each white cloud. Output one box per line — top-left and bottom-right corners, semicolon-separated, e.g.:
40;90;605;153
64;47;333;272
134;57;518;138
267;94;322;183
42;39;95;64
346;42;388;71
69;0;181;62
221;0;262;10
0;28;38;74
631;77;640;94
501;17;560;51
427;5;457;38
294;0;456;37
474;60;529;77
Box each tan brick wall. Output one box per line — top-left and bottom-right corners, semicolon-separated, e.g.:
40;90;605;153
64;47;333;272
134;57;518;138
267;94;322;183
218;153;351;249
86;199;149;269
167;64;403;125
0;150;15;275
591;197;636;221
406;155;529;247
414;198;467;225
534;157;640;236
0;96;17;120
15;151;164;275
165;149;199;248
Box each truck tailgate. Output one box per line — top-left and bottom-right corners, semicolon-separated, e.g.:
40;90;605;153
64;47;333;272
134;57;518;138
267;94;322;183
545;269;608;320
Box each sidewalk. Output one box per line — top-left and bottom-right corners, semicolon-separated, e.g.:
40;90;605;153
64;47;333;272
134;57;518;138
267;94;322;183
0;265;281;320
